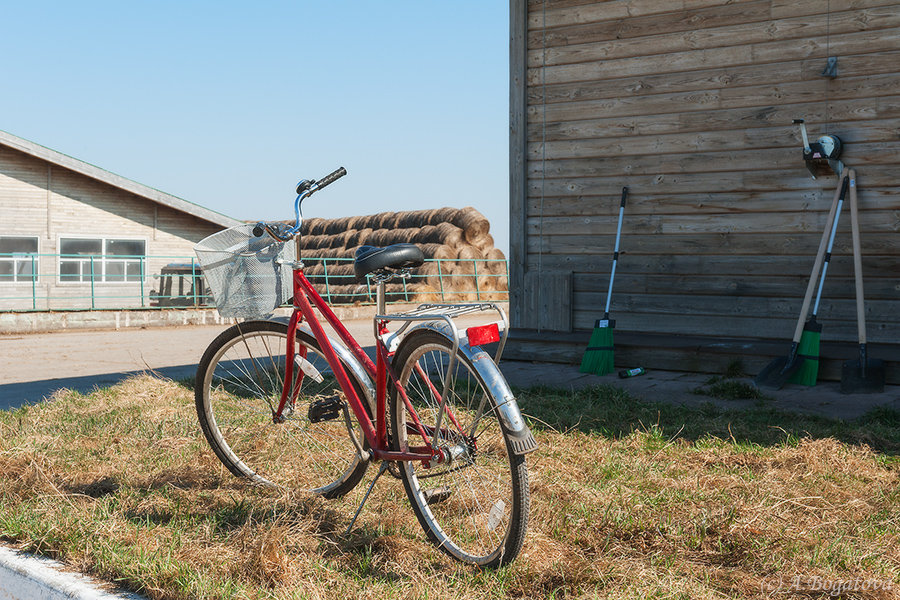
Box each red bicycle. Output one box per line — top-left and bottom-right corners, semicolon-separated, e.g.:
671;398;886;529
193;168;536;567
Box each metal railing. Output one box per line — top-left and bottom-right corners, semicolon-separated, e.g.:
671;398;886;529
0;253;509;312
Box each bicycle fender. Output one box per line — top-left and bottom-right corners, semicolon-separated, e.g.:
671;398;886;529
268;317;377;415
404;321;538;456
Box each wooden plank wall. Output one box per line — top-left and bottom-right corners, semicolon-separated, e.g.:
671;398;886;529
523;270;573;331
520;0;900;344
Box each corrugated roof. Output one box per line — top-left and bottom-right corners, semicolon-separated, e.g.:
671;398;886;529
0;129;241;229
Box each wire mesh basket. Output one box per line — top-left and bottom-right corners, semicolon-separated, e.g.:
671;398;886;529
194;224;296;319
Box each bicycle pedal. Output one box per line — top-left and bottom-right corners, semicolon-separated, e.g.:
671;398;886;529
422;486;452;505
307;395;344;423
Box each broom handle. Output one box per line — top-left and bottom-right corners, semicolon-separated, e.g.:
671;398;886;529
848;170;867;344
812;177;848;316
604;187;628;318
792;173;847;344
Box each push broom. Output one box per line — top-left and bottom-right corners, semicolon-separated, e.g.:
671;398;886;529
788;174;849;386
580;186;628;375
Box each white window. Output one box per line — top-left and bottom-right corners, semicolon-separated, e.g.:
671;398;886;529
0;236;39;283
59;238;146;283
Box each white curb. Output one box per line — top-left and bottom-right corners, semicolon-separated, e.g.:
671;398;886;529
0;546;144;600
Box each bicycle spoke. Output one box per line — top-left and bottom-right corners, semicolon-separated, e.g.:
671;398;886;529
196;322;368;496
391;332;528;566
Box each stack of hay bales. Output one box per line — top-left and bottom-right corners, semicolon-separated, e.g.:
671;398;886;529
296;207;508;304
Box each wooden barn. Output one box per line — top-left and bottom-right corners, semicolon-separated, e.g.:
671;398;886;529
507;0;900;381
0;131;240;310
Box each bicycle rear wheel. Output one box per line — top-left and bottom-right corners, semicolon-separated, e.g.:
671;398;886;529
390;330;529;567
195;320;369;497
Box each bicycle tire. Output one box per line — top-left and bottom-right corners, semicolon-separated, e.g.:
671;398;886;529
195;320;369;497
389;329;529;567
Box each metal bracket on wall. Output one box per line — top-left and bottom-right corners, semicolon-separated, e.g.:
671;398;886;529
821;56;838;78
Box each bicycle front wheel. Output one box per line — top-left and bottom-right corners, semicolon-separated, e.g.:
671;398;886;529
195;320;369;497
390;329;529;567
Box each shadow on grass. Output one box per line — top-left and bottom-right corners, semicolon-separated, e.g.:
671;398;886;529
516;383;900;455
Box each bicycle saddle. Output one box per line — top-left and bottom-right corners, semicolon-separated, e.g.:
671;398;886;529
354;244;425;278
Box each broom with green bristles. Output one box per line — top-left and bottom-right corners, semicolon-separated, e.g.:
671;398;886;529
580;187;628;375
789;174;848;386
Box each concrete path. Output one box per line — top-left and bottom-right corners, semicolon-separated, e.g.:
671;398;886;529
0;326;226;409
0;545;143;600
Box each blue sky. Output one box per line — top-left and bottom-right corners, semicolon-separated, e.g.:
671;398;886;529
2;2;510;251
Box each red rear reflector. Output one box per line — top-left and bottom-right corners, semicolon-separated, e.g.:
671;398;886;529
467;323;500;346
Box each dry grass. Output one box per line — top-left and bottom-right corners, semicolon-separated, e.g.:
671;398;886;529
1;375;898;599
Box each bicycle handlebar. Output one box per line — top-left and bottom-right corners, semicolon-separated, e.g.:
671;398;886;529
252;167;348;240
314;167;347;191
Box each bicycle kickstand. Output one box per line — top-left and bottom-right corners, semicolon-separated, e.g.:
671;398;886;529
345;461;391;536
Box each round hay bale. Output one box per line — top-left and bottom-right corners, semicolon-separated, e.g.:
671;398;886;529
470;233;495;252
376;211;395;230
298;233;322;249
392;207;458;230
366;229;399;247
452;246;492;297
301;218;329;236
477;273;494;293
436;223;465;247
449;256;475;290
337;230;361;248
406;227;432;244
485;247;506;261
321;216;354;235
345;227;373;248
348;212;382;231
302;247;355;259
411;263;440;284
484;247;508;275
410;223;463;247
301;233;346;250
452;207;490;244
456;245;483;261
418;243;455;261
383;228;421;246
389;210;424;230
316;284;373;304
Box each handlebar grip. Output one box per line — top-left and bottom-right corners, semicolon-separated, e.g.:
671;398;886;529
315;167;347;190
252;222;266;237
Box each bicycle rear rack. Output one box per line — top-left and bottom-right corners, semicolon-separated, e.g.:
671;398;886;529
375;300;510;458
376;302;509;365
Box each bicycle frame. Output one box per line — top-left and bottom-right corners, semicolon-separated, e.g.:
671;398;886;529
274;262;441;464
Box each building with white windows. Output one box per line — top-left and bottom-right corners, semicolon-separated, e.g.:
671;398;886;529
0;130;240;310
